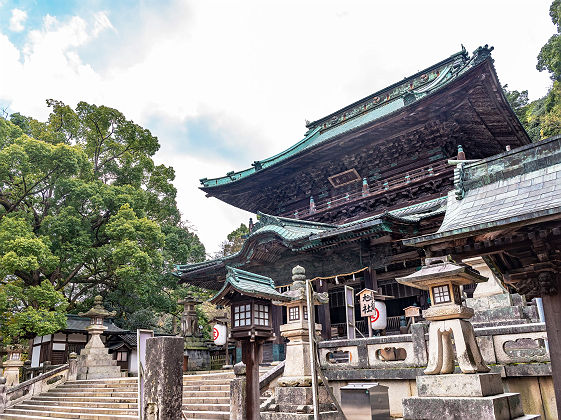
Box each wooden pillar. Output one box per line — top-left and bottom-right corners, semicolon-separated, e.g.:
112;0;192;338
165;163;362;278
241;340;261;420
365;267;378;291
542;292;561;419
317;280;331;340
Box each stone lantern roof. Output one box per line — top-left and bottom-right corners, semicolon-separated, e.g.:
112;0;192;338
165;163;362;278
273;266;329;306
78;295;116;319
396;256;487;289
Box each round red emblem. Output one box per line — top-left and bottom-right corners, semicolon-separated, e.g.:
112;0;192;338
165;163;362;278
370;308;380;323
213;327;219;340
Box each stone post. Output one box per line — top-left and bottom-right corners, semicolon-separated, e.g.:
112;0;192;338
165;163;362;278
67;352;78;381
230;362;247;420
0;376;6;414
143;336;183;420
410;322;428;366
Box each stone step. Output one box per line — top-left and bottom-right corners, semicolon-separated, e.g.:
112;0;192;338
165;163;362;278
2;408;137;419
46;391;137;398
183;385;230;391
27;399;138;409
183;390;230;398
31;396;137;404
53;386;137;392
183;379;233;384
182;403;229;412
181;397;230;404
14;404;137;416
0;414;72;420
182;410;229;419
66;378;137;385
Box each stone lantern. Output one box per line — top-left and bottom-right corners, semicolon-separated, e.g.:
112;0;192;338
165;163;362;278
272;265;328;387
2;344;25;386
396;256;489;374
397;256;539;419
76;295;121;379
261;266;340;419
210;266;290;420
179;293;209;371
179;293;201;338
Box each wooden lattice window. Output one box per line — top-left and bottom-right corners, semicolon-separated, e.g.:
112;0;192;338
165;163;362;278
254;304;269;326
234;304;251;327
289;306;300;321
432;285;451;304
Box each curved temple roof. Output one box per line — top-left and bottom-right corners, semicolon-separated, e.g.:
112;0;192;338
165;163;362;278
200;45;494;190
174;196;447;289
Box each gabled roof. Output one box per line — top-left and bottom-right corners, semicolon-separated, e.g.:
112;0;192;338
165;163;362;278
200;46;494;190
209;267;290;305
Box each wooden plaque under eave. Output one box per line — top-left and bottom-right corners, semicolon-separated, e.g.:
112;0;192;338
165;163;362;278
328;168;361;188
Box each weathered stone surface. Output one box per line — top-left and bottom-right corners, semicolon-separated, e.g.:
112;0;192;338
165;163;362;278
423;304;474;321
493;331;549;364
143;336;183;420
425;319;489;375
417;373;503;397
0;376;7;414
402;393;526;420
477;335;497;364
231;362;246;420
463;257;508;298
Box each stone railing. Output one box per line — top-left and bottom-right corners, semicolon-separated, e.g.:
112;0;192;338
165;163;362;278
0;355;78;413
318;322;549;379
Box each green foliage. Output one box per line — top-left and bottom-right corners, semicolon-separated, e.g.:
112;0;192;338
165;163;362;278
0;100;206;342
537;0;561;81
0;280;68;343
505;1;561;141
216;223;249;257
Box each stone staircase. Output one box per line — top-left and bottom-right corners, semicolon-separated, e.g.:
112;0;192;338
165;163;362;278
0;377;138;419
0;367;273;419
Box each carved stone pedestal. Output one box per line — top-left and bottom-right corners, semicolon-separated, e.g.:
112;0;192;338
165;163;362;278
2;360;23;387
76;326;121;380
403;373;540;419
261;386;339;420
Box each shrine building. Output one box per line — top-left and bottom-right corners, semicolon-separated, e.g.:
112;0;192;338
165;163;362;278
175;45;530;361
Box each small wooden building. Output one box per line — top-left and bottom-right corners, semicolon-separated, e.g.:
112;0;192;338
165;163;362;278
30;314;127;368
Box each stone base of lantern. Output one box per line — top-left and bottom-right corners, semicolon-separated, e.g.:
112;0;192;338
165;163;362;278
76;344;121;380
3;360;24;387
261;386;339;420
403;373;540;419
183;337;210;371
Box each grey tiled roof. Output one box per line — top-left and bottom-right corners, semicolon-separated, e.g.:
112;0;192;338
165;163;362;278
65;314;126;333
404;135;561;245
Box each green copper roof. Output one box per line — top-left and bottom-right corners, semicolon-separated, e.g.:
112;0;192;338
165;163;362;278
200;46;493;190
209;266;289;304
175;197;447;283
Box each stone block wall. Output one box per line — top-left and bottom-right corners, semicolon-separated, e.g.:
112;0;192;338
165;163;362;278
317;322;555;418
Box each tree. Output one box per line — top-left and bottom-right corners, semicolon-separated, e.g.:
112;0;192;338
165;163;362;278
505;1;561;142
537;0;561;81
216;223;249;258
0;100;205;341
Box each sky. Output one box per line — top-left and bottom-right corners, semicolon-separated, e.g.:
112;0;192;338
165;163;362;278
0;0;556;257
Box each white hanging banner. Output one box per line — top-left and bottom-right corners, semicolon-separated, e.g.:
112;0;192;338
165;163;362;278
213;323;227;346
370;301;387;330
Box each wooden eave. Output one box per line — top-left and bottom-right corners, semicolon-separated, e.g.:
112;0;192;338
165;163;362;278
201;59;529;215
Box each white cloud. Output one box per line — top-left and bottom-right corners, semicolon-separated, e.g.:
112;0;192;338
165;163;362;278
0;0;556;254
9;8;27;32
